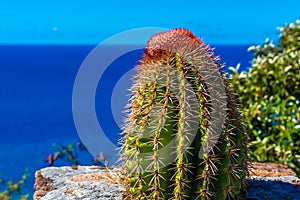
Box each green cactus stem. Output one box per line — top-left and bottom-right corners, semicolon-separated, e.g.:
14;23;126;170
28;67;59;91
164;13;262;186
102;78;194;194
120;28;248;200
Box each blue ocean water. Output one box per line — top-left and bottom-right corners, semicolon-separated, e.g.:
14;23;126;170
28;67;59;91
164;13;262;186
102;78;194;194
0;44;252;197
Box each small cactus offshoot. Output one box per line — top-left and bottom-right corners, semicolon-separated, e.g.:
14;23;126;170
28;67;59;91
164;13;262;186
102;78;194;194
120;28;248;199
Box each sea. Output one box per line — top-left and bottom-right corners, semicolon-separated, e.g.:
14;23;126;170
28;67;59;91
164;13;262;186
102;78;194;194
0;44;253;198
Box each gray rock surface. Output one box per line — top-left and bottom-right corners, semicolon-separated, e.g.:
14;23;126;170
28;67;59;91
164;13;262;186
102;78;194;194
34;165;300;200
34;166;124;200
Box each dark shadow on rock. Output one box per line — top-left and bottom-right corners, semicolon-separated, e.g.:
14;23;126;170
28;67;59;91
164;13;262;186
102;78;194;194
241;176;300;200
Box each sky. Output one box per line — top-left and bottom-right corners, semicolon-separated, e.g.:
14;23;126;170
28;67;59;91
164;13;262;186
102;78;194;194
0;0;299;45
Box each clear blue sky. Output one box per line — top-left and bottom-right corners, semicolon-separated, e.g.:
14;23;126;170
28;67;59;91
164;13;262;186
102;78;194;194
0;0;299;44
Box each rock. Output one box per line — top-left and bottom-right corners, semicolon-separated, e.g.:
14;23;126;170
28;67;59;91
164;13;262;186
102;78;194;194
242;176;300;199
34;162;300;200
33;166;125;200
241;162;300;199
34;170;56;199
249;162;297;177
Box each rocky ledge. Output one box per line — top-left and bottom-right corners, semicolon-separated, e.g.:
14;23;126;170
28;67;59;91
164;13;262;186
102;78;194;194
34;162;300;200
34;166;124;200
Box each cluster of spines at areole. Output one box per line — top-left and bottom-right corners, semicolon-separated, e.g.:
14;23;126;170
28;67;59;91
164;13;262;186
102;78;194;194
120;28;248;200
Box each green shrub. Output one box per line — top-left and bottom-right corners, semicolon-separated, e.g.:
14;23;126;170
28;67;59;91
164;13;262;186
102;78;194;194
230;19;300;177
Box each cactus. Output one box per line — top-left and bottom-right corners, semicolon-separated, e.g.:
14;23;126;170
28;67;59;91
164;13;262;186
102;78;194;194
120;28;248;199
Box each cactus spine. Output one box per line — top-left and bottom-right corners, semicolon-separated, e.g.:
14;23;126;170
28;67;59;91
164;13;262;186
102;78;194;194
120;28;248;199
